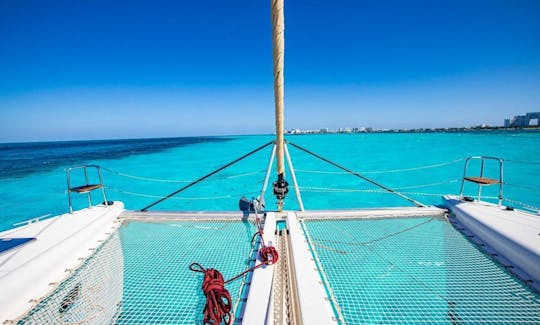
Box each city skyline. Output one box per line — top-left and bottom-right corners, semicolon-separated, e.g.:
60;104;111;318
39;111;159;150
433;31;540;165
1;1;539;142
288;111;540;134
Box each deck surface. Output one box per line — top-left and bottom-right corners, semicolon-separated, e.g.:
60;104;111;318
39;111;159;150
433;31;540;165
0;203;124;323
0;204;446;323
444;195;540;291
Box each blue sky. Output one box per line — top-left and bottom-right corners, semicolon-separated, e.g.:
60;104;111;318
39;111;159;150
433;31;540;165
1;0;539;142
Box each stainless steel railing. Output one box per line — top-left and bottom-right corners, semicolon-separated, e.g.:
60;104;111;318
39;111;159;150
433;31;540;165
66;165;108;213
459;156;504;206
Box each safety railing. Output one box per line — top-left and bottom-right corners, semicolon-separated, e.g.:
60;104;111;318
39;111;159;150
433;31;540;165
66;165;109;213
459;156;504;206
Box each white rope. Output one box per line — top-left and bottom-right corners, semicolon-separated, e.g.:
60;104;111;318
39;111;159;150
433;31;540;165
295;157;464;175
299;187;453;198
102;167;193;183
399;191;454;198
504;183;540;192
504;159;540;165
106;187;232;200
102;167;264;183
222;170;265;179
299;186;379;193
299;180;458;194
504;198;540;212
393;179;459;190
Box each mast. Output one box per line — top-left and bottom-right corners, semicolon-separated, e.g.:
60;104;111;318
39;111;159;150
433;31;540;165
271;0;289;210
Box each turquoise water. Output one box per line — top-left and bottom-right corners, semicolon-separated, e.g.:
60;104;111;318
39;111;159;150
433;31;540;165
1;132;540;231
302;217;540;324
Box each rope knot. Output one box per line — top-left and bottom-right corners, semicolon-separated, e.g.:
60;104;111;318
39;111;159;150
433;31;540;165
190;264;232;325
201;269;226;294
259;245;279;265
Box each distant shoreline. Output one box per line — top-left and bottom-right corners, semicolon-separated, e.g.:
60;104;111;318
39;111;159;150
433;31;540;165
2;127;540;144
286;126;540;135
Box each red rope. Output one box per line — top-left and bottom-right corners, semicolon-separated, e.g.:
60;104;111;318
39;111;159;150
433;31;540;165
224;244;279;284
189;213;278;324
259;245;278;265
190;263;232;325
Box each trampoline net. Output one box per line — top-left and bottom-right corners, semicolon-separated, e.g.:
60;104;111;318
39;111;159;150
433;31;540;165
19;218;258;324
301;216;540;324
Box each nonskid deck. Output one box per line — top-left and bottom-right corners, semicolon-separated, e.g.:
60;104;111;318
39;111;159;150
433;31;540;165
444;195;540;292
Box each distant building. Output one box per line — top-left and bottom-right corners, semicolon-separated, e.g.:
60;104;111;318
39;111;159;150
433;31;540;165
505;112;540;127
529;112;540;126
320;128;328;133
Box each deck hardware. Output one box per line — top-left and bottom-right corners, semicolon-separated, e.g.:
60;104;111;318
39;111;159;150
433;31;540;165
273;173;289;211
66;165;108;213
459;156;504;206
239;196;252;212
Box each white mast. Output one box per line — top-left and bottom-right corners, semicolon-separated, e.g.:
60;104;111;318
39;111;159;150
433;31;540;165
271;0;285;176
271;0;289;210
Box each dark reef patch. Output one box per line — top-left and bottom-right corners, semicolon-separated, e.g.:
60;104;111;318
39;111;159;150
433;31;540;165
0;137;234;179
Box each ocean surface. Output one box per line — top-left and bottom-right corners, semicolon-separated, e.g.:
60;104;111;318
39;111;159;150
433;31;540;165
1;132;539;231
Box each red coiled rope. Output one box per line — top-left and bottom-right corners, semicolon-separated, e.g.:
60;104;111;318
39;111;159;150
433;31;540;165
189;212;278;324
259;245;279;265
190;263;233;325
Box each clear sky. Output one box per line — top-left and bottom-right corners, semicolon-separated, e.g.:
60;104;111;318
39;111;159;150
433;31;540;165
1;0;539;142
